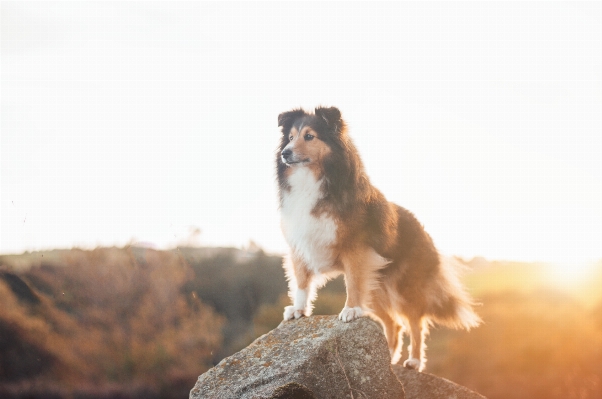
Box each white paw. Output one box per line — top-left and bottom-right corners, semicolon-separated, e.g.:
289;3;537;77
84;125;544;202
338;306;364;322
390;348;402;365
403;358;423;371
283;306;307;320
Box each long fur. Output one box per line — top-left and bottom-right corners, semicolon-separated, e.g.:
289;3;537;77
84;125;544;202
276;106;481;371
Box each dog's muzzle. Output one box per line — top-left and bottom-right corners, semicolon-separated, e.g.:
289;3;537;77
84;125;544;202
281;148;309;165
281;149;294;164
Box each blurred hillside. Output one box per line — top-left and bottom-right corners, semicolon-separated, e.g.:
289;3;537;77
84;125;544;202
1;247;601;399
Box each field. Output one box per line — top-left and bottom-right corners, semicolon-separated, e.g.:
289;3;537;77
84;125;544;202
1;247;601;398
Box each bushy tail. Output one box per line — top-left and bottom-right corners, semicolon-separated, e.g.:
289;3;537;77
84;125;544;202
428;255;482;330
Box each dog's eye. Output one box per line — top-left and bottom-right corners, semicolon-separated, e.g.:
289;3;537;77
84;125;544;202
304;134;314;141
289;135;293;141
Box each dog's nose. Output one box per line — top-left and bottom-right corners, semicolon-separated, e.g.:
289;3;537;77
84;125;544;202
281;149;292;159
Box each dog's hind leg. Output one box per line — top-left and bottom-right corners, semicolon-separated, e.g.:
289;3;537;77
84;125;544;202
372;306;404;364
403;314;428;371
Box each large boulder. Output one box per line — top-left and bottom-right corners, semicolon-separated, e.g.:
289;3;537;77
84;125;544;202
190;315;404;398
190;315;487;398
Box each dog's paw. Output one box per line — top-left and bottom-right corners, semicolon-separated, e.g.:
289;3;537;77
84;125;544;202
338;306;363;322
390;348;402;365
283;306;306;320
403;358;423;371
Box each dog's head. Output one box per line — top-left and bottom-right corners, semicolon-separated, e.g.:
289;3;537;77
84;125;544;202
277;106;345;168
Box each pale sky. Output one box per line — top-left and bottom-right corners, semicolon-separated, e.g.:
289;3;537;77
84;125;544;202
1;2;601;264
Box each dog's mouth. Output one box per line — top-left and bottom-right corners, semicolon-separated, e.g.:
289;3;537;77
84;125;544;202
283;158;310;166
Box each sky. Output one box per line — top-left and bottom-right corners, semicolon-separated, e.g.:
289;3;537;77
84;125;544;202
1;2;601;264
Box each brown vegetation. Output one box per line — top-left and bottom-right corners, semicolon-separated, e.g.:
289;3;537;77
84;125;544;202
0;248;223;399
1;247;601;398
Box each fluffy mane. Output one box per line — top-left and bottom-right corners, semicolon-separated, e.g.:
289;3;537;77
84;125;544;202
276;107;375;217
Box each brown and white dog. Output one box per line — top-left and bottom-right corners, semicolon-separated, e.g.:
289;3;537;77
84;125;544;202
276;106;480;371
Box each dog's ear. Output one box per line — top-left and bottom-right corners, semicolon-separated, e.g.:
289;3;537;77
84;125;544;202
278;109;305;132
315;106;342;132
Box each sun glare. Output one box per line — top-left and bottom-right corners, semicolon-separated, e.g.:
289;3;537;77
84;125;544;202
546;260;599;289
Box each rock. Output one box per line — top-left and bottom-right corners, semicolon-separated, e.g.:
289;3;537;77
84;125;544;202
393;365;487;399
190;315;488;399
190;315;405;399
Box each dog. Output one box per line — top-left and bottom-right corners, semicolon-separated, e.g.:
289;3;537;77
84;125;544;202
276;106;480;371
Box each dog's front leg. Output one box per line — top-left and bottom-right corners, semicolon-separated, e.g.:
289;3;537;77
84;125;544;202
339;253;367;322
339;270;365;322
283;255;314;320
338;248;389;322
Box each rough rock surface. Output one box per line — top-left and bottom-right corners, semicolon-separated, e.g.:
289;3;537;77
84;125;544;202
393;365;487;399
190;315;487;399
190;315;404;399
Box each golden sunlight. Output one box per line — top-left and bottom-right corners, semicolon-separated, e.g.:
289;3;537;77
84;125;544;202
547;261;598;290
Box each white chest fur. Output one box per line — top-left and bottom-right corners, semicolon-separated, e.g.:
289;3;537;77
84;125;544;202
280;167;337;274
